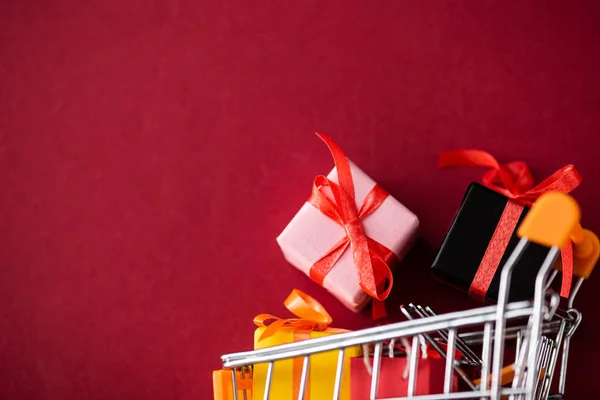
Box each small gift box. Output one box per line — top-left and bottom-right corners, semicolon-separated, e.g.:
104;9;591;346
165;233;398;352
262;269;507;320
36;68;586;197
431;150;582;302
253;290;361;400
350;346;457;398
277;134;419;318
213;369;252;400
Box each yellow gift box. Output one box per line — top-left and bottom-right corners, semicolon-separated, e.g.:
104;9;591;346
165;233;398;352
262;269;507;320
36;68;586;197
253;290;361;400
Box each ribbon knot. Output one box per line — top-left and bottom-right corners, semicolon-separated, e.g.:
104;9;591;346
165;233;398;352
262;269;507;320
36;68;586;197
439;149;582;299
306;133;398;319
344;220;365;240
483;160;534;196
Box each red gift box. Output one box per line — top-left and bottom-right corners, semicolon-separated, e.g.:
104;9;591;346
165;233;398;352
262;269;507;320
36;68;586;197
350;356;457;398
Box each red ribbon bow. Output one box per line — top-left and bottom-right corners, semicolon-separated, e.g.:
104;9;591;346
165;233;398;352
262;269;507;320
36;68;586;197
439;150;582;299
307;133;398;319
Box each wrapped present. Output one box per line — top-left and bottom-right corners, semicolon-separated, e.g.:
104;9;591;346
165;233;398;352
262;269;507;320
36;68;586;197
253;289;361;400
431;150;582;302
213;369;252;400
277;133;419;318
350;352;457;398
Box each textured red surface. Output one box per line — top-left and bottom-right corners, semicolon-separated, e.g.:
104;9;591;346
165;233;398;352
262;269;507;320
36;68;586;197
2;1;600;399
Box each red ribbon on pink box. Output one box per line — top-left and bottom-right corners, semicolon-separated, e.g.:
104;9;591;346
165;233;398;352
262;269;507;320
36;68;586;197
277;133;419;319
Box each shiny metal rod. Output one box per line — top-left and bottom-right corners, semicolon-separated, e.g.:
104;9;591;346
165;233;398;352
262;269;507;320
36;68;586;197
332;348;345;400
525;247;561;400
263;362;273;400
491;237;529;400
370;342;382;400
231;368;239;400
407;335;420;397
444;329;456;394
298;356;309;400
223;301;536;368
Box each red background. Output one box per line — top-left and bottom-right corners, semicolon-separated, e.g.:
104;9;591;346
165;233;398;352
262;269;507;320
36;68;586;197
2;1;600;399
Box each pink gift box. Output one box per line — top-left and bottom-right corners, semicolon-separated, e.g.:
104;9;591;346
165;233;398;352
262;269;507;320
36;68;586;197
277;136;419;313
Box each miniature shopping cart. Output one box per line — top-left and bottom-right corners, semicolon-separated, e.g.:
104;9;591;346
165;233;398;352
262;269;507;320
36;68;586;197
217;192;596;400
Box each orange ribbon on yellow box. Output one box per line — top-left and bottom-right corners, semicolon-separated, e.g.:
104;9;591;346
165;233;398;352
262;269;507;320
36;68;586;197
253;290;360;400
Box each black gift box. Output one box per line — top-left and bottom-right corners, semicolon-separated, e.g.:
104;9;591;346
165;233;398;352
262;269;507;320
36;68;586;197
431;182;551;303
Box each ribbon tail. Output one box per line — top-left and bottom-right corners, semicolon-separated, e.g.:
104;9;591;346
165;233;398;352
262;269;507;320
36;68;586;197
315;133;358;221
257;319;288;342
308;176;344;224
439;150;537;197
369;249;395;320
372;299;387;320
367;237;400;267
560;241;573;298
439;150;501;169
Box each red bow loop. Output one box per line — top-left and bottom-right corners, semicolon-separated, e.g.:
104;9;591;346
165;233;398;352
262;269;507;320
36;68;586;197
308;176;344;224
509;164;581;205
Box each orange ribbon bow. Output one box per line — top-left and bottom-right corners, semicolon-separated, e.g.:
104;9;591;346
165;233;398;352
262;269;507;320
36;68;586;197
254;290;347;400
254;289;340;342
439;150;582;300
307;133;398;319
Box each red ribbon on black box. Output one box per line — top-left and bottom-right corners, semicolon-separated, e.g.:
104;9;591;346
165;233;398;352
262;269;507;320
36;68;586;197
439;150;581;301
